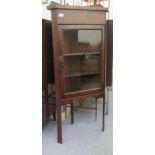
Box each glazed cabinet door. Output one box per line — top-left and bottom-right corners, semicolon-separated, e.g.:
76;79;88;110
58;25;106;97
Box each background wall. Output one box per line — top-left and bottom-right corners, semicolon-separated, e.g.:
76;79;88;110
42;0;113;20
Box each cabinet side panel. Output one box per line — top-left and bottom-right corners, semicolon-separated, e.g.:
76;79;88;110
106;20;113;87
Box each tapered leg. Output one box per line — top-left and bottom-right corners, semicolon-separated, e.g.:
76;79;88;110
71;102;74;124
102;93;105;131
56;102;62;144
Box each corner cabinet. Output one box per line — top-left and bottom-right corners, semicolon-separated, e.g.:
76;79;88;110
47;2;108;143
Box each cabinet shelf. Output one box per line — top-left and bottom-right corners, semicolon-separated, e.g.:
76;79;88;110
65;83;102;94
64;74;101;93
65;71;100;78
64;51;100;56
81;82;101;90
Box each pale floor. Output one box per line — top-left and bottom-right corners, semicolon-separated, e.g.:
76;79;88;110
42;91;113;155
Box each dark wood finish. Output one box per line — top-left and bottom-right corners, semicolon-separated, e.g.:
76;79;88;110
56;10;106;25
61;91;103;105
106;20;113;87
42;19;54;85
42;19;50;124
42;19;55;125
47;2;107;143
51;10;63;144
105;20;112;116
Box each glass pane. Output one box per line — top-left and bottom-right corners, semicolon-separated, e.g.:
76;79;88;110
63;29;102;93
63;30;102;54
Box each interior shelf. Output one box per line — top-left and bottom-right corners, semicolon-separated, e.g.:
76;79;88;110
81;82;101;90
64;51;100;56
65;71;100;78
64;74;101;93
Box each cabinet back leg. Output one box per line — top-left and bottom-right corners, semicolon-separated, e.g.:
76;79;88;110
102;94;105;131
95;98;97;121
105;88;109;115
71;102;74;124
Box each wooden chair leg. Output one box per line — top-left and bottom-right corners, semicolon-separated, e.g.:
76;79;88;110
71;102;74;124
56;102;62;144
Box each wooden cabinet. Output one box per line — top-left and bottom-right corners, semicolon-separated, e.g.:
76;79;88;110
47;2;108;143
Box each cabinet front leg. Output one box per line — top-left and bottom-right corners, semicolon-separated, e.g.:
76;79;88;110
56;102;62;144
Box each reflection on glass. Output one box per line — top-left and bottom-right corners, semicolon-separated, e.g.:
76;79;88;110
63;30;102;54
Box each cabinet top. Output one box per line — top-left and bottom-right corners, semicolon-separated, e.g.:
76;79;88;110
47;1;108;12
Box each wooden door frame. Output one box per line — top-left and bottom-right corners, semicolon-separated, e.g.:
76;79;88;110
58;24;106;98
